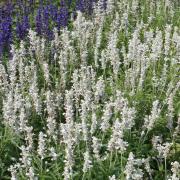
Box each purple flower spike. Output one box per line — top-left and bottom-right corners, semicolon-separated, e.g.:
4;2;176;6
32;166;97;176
56;0;69;30
36;8;43;35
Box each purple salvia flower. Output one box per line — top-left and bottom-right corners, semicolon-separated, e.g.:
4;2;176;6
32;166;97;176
49;4;58;22
42;6;52;39
76;0;85;12
36;8;43;35
22;15;30;35
16;20;24;39
56;0;69;30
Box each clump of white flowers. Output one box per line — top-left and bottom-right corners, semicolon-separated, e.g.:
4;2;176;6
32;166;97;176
37;132;47;160
108;119;128;153
124;152;144;180
152;136;172;159
168;161;180;180
142;100;161;132
83;151;92;173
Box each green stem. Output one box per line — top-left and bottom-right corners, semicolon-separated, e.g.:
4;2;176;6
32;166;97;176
165;157;167;180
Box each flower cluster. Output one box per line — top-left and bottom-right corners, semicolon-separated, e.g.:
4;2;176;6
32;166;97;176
0;0;107;57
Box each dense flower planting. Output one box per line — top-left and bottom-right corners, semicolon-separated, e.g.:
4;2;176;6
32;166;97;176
0;0;180;179
0;0;105;57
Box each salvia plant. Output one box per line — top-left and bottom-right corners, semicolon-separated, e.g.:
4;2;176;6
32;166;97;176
0;0;180;179
0;0;104;57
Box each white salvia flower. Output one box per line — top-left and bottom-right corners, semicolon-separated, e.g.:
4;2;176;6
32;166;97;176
124;152;135;179
94;76;105;102
121;105;136;130
164;25;172;56
61;28;71;50
8;164;20;180
45;90;57;138
106;0;115;14
24;96;32;117
29;68;42;115
37;132;47;159
45;90;56;117
13;85;23;112
138;45;149;91
49;147;58;161
89;67;96;91
106;30;120;78
143;100;161;131
108;119;128;152
42;62;50;84
83;89;93;112
93;0;105;25
172;27;180;50
100;102;113;132
99;50;107;70
92;136;101;160
125;27;142;92
52;28;60;48
64;89;74;124
144;158;152;177
152;137;172;159
3;91;16;129
63;141;74;180
159;59;168;90
114;90;126;114
83;151;92;173
156;142;172;159
0;63;8;93
111;12;121;32
59;49;68;88
28;29;42;58
124;152;144;180
144;29;154;45
166;81;180;129
150;30;163;61
126;28;141;65
81;49;88;66
71;69;80;111
73;11;84;37
173;115;180;138
131;0;139;12
18;41;26;86
152;136;163;148
79;66;93;94
28;29;37;50
25;126;34;151
26;167;35;180
132;170;144;180
94;25;103;67
80;100;89;142
38;35;46;60
61;123;75;180
167;92;174;130
60;123;74;144
73;12;93;65
90;111;97;135
19;145;31;168
24;65;31;86
46;116;57;139
121;12;129;31
109;175;116;180
74;123;82;144
9;52;18;88
19;106;27;132
168;161;180;180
